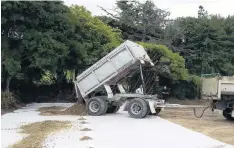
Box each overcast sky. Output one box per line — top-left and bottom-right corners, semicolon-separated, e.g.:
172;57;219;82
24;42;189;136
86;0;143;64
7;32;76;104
64;0;234;18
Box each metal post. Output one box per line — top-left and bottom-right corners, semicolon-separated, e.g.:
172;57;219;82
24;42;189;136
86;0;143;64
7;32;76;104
140;63;146;95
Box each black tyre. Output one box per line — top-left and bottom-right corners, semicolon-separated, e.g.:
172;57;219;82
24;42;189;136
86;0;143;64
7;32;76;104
143;99;150;117
128;98;149;118
87;97;107;116
106;105;120;113
223;108;234;121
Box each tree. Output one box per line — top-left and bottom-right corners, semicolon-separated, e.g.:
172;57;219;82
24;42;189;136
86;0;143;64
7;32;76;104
65;5;122;75
1;1;73;90
164;6;234;76
1;2;123;93
1;1;25;91
99;1;194;98
139;42;188;80
1;37;22;92
99;0;170;42
198;5;208;18
126;42;188;95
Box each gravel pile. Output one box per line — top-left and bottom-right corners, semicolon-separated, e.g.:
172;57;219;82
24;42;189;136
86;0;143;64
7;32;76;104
60;103;87;116
39;103;87;116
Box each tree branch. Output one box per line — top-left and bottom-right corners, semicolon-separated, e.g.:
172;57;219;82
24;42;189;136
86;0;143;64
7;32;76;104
98;6;120;20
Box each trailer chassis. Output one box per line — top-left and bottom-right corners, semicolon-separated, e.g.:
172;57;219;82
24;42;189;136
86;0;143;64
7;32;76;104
76;64;208;118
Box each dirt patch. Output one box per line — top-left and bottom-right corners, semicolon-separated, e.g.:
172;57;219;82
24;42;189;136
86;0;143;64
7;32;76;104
78;117;87;120
10;120;71;148
61;103;87;115
80;121;88;124
80;128;92;131
38;106;66;112
160;100;234;145
1;108;16;115
80;136;92;141
1;103;26;116
38;103;87;116
167;98;212;105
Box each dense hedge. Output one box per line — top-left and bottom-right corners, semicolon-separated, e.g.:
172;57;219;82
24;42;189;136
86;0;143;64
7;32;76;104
139;42;189;81
1;92;19;110
138;42;202;99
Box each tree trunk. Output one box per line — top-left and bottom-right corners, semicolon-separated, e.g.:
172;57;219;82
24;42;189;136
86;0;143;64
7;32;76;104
5;75;12;92
142;25;146;42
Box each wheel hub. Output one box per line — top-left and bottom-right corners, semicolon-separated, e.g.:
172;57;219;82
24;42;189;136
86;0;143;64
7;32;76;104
89;101;100;113
131;103;142;114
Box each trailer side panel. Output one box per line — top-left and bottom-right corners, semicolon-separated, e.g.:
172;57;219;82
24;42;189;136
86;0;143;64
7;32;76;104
75;40;153;98
202;77;219;100
202;76;234;100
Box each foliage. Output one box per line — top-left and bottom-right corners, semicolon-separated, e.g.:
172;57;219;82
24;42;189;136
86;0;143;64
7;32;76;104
139;42;188;80
34;71;56;86
126;42;188;96
64;70;75;82
1;1;73;89
161;6;234;98
189;75;202;89
99;0;169;42
1;2;122;92
1;92;19;109
67;5;122;69
164;6;234;76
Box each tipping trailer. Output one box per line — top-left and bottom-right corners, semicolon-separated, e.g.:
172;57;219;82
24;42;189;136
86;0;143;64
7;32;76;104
202;75;234;120
74;40;208;118
74;40;165;118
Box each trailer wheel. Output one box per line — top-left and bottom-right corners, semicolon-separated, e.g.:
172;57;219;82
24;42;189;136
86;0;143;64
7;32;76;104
87;97;107;116
223;108;234;121
143;100;150;117
106;105;120;113
128;98;149;118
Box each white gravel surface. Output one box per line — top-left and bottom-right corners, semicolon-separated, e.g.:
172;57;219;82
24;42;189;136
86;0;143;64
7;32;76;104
1;103;234;148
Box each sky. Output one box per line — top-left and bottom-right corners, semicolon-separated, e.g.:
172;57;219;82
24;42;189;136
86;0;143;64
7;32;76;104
64;0;234;18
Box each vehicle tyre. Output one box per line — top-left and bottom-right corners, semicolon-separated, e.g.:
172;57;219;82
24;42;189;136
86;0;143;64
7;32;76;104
106;105;120;113
223;108;234;121
128;98;149;118
87;97;107;116
144;99;150;116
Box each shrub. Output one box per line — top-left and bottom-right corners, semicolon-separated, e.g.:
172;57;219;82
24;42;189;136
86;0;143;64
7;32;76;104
138;42;189;81
171;76;202;100
1;92;19;110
